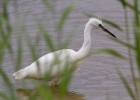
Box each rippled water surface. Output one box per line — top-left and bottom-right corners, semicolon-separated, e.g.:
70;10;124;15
0;0;134;100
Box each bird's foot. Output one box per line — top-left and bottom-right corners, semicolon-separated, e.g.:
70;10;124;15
51;78;60;87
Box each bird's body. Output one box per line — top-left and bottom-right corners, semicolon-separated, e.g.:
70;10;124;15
13;18;116;85
13;49;85;80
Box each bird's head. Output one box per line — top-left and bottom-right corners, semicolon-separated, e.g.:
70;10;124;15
88;18;117;38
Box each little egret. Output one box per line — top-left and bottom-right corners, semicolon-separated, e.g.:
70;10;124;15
13;18;116;85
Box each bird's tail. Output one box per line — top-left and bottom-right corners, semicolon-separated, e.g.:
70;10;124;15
13;69;27;80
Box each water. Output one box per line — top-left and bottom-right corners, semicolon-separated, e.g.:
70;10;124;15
16;86;85;100
1;0;134;100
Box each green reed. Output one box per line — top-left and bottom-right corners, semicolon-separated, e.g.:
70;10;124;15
0;0;77;100
114;0;140;100
0;0;140;100
87;0;140;100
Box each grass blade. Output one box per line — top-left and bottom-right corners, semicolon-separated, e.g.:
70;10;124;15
118;0;140;14
2;0;13;53
102;19;123;32
0;67;12;89
90;48;126;59
62;30;75;48
36;85;53;100
0;66;15;100
133;0;139;26
117;0;126;8
59;70;72;99
0;92;10;100
110;38;135;50
37;21;55;52
56;2;75;33
15;38;22;71
134;27;140;75
42;0;54;12
56;2;75;49
26;34;38;62
118;70;136;100
26;34;42;77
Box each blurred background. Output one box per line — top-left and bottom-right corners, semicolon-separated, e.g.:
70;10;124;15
0;0;136;100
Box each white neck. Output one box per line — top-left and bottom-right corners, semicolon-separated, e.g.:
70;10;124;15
77;23;92;58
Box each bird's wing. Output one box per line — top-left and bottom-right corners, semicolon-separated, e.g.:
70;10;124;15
24;49;77;79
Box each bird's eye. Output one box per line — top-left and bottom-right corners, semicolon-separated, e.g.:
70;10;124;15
99;24;102;27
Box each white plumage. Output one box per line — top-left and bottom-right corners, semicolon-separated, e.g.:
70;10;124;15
13;18;116;85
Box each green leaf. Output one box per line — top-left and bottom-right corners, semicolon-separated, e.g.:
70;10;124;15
110;38;135;50
62;29;75;48
36;84;53;100
26;34;42;72
26;36;37;60
74;48;126;63
0;67;12;89
118;0;140;14
118;70;136;100
105;92;110;100
42;0;54;12
15;38;22;71
0;66;15;100
90;48;126;59
37;21;55;51
56;2;75;33
0;30;13;53
102;19;123;32
134;27;140;74
0;92;10;100
133;0;140;26
0;13;3;32
3;0;12;33
0;50;4;64
2;0;13;53
117;0;127;8
59;72;72;99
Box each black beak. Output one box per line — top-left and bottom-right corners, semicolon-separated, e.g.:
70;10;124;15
99;24;117;38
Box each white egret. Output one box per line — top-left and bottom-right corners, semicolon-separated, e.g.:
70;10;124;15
13;18;116;85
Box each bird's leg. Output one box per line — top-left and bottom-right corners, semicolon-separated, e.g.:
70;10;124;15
51;78;61;86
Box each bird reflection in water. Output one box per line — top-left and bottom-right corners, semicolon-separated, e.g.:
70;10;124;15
16;86;85;100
